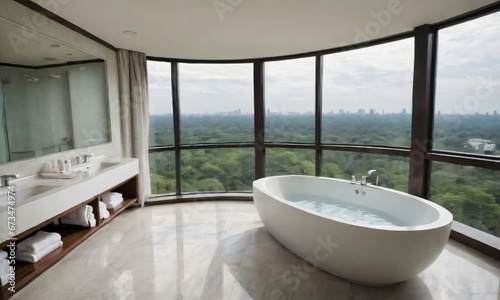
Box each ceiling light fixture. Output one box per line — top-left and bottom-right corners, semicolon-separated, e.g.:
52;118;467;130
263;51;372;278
123;31;138;36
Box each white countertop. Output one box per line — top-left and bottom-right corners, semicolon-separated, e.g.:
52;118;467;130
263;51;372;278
0;157;139;243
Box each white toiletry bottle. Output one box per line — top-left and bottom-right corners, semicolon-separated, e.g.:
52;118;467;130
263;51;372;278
53;160;60;173
63;160;72;173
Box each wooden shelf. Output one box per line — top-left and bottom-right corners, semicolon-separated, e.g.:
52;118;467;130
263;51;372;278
1;175;138;299
100;197;137;227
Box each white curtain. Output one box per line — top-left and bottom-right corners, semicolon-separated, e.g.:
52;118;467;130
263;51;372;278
117;49;150;206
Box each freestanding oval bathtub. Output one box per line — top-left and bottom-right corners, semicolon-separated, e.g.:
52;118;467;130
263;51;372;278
253;175;453;285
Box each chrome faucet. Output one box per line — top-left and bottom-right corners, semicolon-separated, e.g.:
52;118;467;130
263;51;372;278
367;169;379;186
1;174;19;187
82;153;94;163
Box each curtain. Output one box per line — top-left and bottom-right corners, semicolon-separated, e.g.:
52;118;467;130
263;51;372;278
117;49;150;206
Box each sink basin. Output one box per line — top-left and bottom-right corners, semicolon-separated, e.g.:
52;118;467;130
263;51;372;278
72;161;120;177
0;185;60;207
94;162;120;172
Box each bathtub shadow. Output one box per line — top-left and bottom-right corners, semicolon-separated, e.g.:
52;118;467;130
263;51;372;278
202;227;435;299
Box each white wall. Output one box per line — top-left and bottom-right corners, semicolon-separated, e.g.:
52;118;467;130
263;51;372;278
0;0;122;177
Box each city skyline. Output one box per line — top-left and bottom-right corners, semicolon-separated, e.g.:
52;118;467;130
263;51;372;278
148;11;500;116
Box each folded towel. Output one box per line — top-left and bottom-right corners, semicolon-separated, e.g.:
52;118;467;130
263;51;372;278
89;215;96;228
0;259;9;275
17;231;62;253
100;209;110;219
0;251;7;261
17;241;63;264
101;192;122;203
105;197;123;209
84;205;93;220
103;196;123;205
61;205;93;227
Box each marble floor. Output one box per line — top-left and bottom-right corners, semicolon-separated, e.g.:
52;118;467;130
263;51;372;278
12;201;499;300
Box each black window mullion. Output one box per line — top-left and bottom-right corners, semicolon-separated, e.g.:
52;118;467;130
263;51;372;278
171;62;182;195
254;62;265;180
315;55;323;176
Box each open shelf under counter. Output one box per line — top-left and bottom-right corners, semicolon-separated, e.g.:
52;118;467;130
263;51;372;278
3;224;98;297
100;197;138;227
0;172;139;299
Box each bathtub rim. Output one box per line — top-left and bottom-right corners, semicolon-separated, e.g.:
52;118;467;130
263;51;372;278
253;175;453;232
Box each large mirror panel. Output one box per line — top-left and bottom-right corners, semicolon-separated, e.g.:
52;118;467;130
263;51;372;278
0;17;110;163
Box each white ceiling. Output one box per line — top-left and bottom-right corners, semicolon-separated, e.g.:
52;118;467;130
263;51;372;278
32;0;499;60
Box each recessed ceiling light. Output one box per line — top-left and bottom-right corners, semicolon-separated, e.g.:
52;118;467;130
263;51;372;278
123;31;138;36
50;43;60;48
67;53;73;56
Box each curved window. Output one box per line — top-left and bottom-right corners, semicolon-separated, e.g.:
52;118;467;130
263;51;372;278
265;57;315;143
149;151;176;195
148;61;174;146
322;39;414;147
146;9;500;249
265;148;315;176
322;151;409;192
430;162;500;237
434;12;500;156
181;148;254;193
179;63;253;144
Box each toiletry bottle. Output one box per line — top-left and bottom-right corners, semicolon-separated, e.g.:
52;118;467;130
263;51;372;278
63;160;72;173
53;160;60;173
58;159;64;173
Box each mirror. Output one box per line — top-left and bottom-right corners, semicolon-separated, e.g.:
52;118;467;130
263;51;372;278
0;17;111;164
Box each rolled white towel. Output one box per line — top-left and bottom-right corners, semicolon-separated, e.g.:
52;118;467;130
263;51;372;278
101;192;122;203
63;205;91;223
0;251;7;261
17;241;63;264
17;231;61;253
100;209;110;219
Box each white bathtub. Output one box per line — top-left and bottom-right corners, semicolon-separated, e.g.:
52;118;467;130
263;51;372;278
253;175;453;285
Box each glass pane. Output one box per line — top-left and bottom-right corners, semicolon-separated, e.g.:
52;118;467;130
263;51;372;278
434;12;500;156
430;162;500;237
179;64;253;144
322;151;409;192
322;39;414;147
149;151;176;195
181;148;254;193
265;57;315;143
265;148;315;176
148;61;174;146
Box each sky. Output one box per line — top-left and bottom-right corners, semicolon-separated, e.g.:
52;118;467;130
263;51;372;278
148;11;500;115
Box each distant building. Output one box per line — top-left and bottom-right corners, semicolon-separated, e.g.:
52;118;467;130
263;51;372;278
370;109;375;115
466;138;496;154
402;109;406;114
495;110;497;116
357;109;365;115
